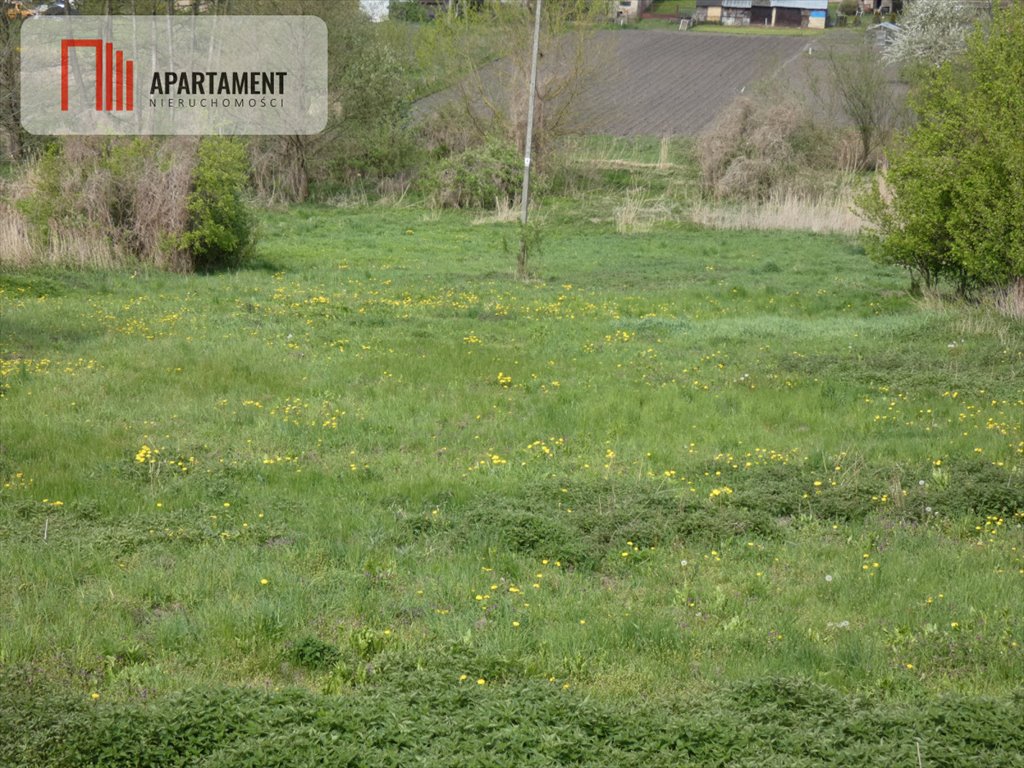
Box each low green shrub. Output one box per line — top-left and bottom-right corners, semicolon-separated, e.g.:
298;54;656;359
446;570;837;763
286;636;341;671
389;0;430;22
859;7;1024;292
177;138;256;271
423;138;523;210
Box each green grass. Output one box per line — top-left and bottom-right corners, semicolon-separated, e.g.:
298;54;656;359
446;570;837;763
650;0;697;13
1;204;1022;765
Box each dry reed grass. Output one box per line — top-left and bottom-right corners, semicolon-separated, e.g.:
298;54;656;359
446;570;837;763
0;202;35;267
375;175;414;208
0;202;127;270
471;196;520;225
45;222;126;270
615;187;673;234
991;279;1024;320
690;186;865;235
1;138;197;271
658;135;671;170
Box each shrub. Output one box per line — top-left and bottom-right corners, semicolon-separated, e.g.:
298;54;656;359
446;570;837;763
12;143;62;241
389;0;430;22
287;636;342;671
824;44;902;170
11;137;256;272
177;138;256;271
697;93;834;201
14;138;197;271
859;6;1024;292
884;0;975;69
423;138;523;210
248;9;417;203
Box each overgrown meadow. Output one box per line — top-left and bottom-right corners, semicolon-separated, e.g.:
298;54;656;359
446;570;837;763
2;204;1023;765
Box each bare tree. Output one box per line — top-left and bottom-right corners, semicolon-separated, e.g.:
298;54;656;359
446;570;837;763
440;0;606;171
0;14;21;161
234;0;412;202
826;45;901;170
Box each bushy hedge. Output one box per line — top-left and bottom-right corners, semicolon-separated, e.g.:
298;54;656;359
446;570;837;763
178;138;256;271
859;6;1024;292
14;137;256;272
423;138;523;210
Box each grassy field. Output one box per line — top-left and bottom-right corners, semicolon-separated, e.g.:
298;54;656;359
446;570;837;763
650;0;697;12
2;204;1023;765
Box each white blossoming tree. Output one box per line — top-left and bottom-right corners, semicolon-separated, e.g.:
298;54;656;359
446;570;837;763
884;0;983;67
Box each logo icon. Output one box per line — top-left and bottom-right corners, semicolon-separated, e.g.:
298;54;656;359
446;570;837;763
60;38;134;112
25;17;327;135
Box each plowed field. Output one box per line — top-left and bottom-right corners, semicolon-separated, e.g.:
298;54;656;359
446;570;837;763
415;30;813;137
573;30;810;135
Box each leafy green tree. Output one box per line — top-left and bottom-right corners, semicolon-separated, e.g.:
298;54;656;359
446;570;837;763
179;137;256;270
436;0;606;171
236;0;415;201
859;4;1024;293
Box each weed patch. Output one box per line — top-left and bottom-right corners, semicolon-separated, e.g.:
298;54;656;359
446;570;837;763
3;671;1023;768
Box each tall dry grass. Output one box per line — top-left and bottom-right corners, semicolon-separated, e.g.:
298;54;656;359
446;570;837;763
471;195;521;225
690;186;865;235
0;203;34;267
0;201;127;270
1;138;197;271
992;279;1024;320
614;187;673;234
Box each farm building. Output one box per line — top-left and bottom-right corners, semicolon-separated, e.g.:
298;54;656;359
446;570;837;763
696;0;828;28
613;1;654;22
859;0;897;13
722;0;754;27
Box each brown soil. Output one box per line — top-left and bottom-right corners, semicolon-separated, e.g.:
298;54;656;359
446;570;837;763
571;30;811;135
415;29;816;137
